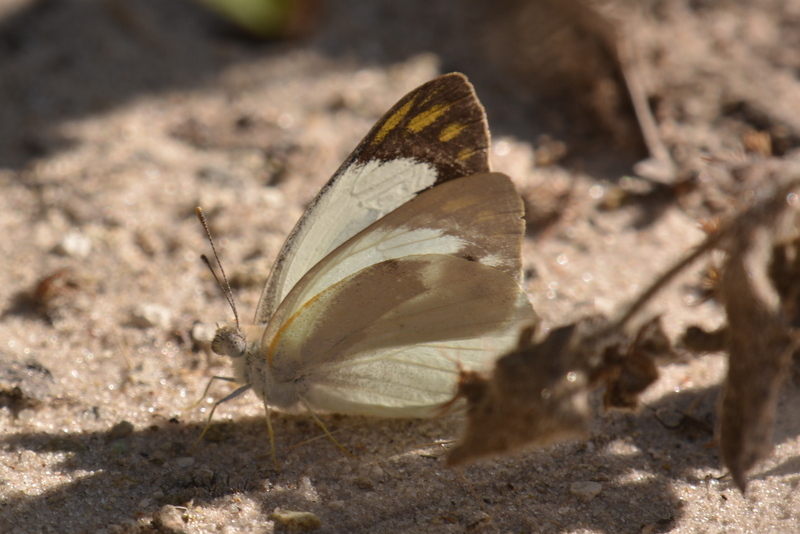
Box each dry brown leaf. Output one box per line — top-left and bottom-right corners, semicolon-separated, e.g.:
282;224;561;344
602;317;665;410
3;268;81;323
447;315;665;466
718;226;798;491
680;172;800;490
446;321;598;467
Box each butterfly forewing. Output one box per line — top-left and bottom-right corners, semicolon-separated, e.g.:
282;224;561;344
263;172;525;334
255;73;491;323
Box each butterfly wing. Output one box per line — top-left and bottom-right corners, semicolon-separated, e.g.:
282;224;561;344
258;254;534;416
249;172;533;415
301;340;515;417
265;172;525;328
254;73;491;323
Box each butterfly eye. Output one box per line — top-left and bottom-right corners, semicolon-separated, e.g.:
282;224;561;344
211;325;246;358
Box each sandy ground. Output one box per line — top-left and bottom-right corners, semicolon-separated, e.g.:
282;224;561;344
2;0;800;532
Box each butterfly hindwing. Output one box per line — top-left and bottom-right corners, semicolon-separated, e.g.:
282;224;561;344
301;340;514;417
254;74;490;323
257;254;534;415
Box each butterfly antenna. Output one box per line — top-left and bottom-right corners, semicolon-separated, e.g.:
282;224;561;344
196;207;240;329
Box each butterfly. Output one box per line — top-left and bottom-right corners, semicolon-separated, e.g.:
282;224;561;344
203;73;536;461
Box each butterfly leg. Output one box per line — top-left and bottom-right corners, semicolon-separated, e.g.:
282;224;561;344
263;403;280;471
186;375;238;410
300;398;354;458
192;382;251;447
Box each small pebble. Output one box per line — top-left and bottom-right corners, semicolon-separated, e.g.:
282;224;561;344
152;505;187;531
54;230;92;258
107;420;134;440
129;303;172;329
191;322;216;344
353;476;374;490
135;228;164;256
268;510;322;532
570;481;603;502
655;407;684;428
0;358;54;413
176;457;195;468
262;187;286;208
194;466;215;485
370;465;384;480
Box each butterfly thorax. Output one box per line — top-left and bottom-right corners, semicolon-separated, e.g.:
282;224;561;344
245;346;309;411
213;322;308;410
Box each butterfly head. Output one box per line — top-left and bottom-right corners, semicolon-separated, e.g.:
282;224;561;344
211;324;246;359
211;323;269;389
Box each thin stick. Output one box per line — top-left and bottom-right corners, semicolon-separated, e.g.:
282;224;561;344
617;31;675;180
456;467;489;516
611;177;800;332
611;228;726;331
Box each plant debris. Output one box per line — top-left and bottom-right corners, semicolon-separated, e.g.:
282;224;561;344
449;170;800;491
683;171;800;490
447;315;668;466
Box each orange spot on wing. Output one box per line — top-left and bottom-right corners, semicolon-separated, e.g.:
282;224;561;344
407;103;451;133
439;122;466;142
373;100;414;145
266;292;325;367
457;148;479;162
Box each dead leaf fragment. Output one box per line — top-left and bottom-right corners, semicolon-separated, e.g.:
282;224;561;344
602;317;664;410
447;314;665;467
719;226;799;491
447;320;602;466
0;359;55;416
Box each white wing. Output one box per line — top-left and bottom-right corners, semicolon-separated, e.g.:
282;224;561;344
254;73;491;323
251;254;535;416
303;339;515;417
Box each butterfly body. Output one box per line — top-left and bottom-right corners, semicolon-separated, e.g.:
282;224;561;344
210;73;535;424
